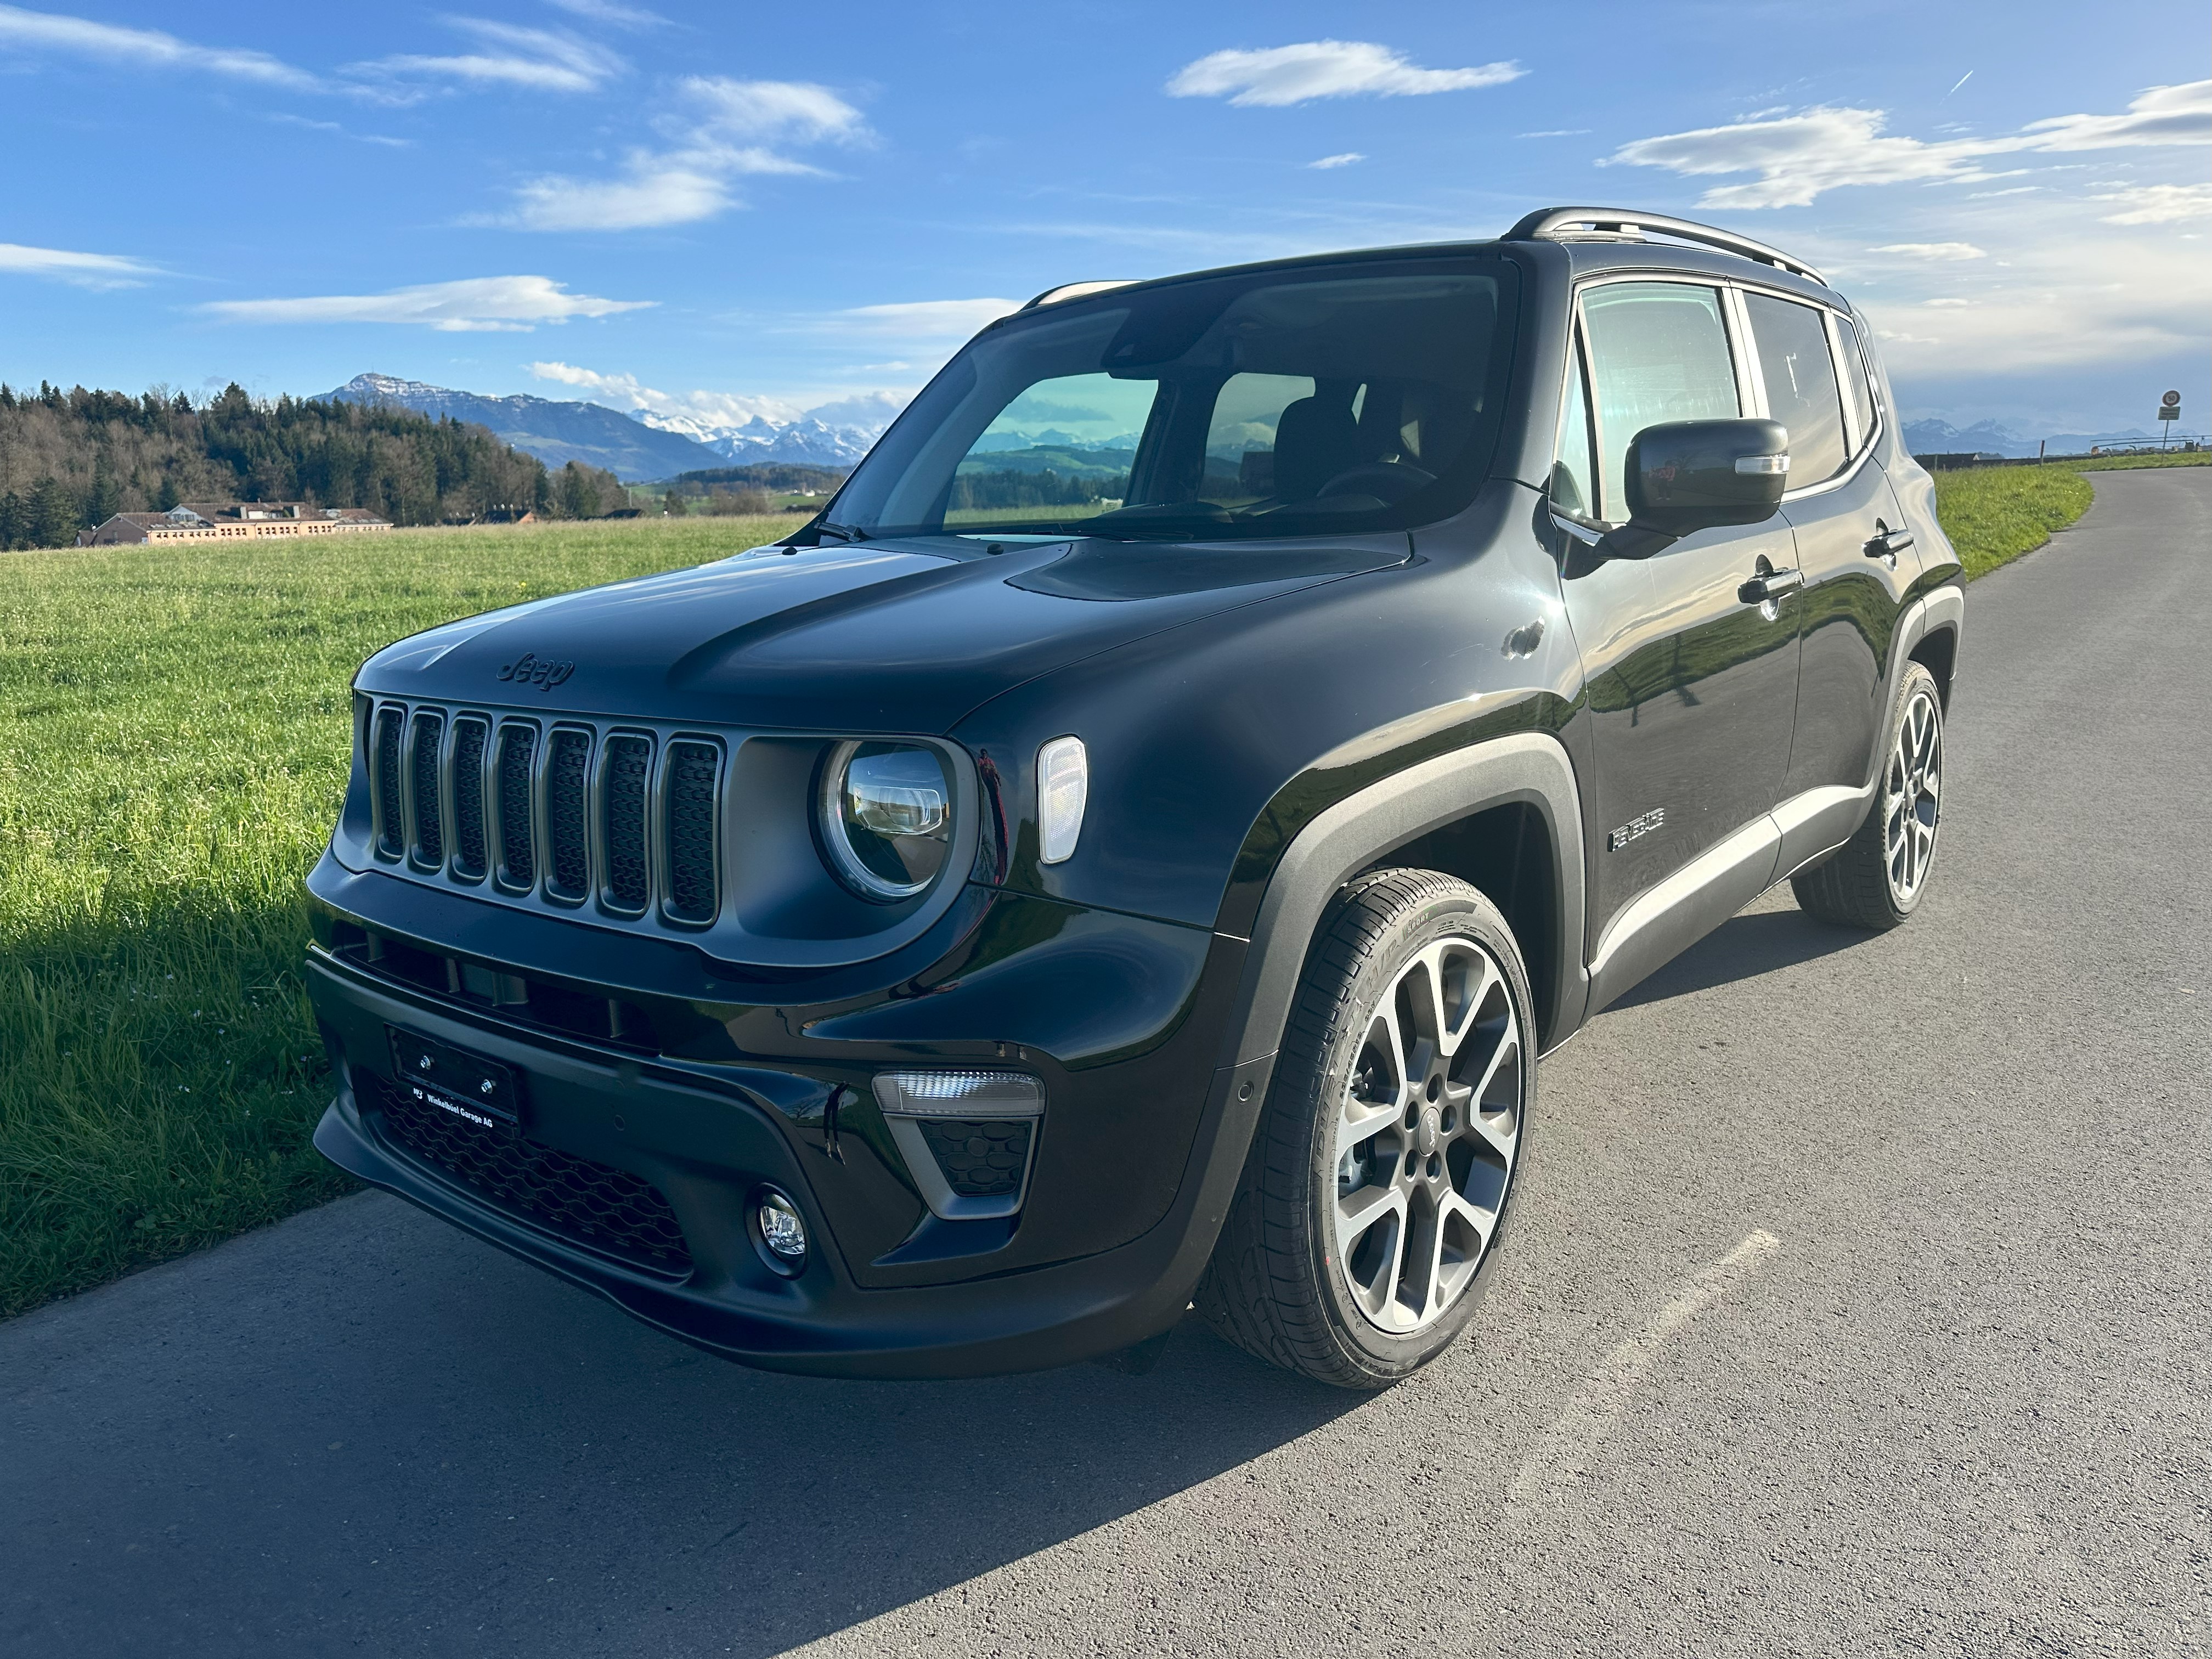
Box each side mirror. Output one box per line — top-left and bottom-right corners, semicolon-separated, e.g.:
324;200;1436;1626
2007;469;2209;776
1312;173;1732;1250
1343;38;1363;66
1597;419;1789;560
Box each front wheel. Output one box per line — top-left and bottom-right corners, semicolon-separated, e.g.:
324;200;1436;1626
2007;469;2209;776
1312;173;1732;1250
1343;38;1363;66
1792;661;1945;930
1196;868;1532;1389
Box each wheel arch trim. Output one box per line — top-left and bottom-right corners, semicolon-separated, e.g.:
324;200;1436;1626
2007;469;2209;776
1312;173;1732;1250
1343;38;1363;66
1217;732;1588;1071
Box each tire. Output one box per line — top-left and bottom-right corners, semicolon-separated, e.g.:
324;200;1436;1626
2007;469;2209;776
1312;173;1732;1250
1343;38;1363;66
1196;868;1533;1389
1791;661;1945;930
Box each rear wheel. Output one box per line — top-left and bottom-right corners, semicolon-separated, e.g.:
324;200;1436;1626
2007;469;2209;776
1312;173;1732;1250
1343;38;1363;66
1197;868;1532;1389
1793;661;1945;929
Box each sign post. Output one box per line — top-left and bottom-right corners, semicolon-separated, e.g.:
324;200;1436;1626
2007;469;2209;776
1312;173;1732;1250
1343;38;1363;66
2160;390;2181;449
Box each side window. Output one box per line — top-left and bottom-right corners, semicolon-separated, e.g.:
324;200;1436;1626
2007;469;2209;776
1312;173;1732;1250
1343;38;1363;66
1834;314;1881;453
1743;292;1848;483
1199;373;1317;504
1581;282;1739;522
1550;331;1599;524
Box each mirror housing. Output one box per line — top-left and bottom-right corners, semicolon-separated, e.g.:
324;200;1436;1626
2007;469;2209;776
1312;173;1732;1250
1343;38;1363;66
1596;418;1789;561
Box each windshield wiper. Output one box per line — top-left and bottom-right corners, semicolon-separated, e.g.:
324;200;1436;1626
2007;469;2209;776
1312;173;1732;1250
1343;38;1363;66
815;521;871;543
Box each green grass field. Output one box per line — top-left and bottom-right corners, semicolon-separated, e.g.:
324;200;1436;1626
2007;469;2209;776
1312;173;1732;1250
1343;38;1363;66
0;515;789;1317
0;461;2154;1317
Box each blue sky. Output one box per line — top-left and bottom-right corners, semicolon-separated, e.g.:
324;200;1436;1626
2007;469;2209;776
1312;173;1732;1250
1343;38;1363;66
2;1;2205;437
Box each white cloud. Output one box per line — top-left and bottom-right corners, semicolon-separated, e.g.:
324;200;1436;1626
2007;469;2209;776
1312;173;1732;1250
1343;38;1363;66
501;163;738;232
529;360;803;426
1308;152;1364;170
1166;41;1523;108
0;3;318;88
543;0;667;26
353;19;625;94
1607;80;2211;208
2019;81;2212;149
2094;182;2212;223
495;78;866;230
0;240;161;289
202;276;650;332
680;76;870;144
1869;241;1987;261
836;298;1019;336
1517;128;1589;139
805;390;910;430
526;362;912;436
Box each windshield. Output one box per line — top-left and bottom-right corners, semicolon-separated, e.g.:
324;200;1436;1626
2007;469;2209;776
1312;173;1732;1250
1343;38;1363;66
823;256;1517;542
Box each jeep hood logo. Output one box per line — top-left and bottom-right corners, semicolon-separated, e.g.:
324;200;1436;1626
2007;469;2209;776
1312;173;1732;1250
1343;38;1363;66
497;651;575;690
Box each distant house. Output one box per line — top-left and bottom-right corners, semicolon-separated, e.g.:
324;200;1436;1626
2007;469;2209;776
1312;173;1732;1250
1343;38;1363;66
78;501;392;547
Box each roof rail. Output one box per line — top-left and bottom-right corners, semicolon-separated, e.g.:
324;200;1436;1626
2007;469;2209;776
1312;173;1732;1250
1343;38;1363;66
1503;206;1827;287
1020;279;1141;312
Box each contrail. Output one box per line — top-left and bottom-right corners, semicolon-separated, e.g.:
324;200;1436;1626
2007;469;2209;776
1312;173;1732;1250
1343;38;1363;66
1945;70;1973;97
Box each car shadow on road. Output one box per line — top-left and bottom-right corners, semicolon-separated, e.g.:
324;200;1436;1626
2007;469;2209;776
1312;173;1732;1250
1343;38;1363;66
1607;906;1872;1011
1;1198;1366;1658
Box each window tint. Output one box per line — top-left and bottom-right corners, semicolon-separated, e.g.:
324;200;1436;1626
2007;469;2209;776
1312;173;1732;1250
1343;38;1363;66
1744;292;1848;483
1833;314;1881;453
1550;331;1598;524
1200;373;1315;505
828;261;1516;541
1581;283;1739;522
947;371;1153;529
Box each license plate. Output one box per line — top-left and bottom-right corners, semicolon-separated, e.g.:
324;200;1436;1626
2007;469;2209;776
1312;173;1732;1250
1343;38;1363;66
386;1027;523;1137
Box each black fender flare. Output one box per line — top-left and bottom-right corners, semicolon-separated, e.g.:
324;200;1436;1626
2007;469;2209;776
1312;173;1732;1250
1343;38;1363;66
1215;731;1588;1076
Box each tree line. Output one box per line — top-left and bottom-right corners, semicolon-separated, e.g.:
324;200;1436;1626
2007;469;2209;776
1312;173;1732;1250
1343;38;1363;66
0;381;627;550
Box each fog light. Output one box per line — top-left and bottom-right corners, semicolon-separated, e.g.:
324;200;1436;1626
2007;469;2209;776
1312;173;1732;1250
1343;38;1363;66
754;1188;807;1273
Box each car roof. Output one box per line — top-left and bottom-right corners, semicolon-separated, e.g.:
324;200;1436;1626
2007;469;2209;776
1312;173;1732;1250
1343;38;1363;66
1009;223;1848;324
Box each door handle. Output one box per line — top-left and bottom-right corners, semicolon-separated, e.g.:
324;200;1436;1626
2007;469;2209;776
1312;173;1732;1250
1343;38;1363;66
1864;528;1914;563
1738;566;1804;605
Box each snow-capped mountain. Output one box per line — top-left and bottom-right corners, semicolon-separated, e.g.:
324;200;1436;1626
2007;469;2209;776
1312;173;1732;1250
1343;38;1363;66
320;373;725;481
628;408;884;468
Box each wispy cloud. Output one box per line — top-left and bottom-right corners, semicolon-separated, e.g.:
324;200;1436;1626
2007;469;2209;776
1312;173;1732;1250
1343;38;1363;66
2094;182;2212;223
1869;241;1988;261
1607;80;2211;208
494;77;868;230
1166;40;1523;108
0;3;319;89
543;0;668;26
833;298;1019;336
1517;128;1589;139
0;240;162;289
1307;152;1364;170
352;19;625;94
202;276;650;332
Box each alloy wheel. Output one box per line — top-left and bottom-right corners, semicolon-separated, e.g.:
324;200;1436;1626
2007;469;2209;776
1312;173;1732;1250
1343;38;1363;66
1333;936;1523;1335
1884;687;1943;906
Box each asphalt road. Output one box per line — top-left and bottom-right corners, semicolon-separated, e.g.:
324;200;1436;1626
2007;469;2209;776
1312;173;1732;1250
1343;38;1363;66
6;466;2208;1658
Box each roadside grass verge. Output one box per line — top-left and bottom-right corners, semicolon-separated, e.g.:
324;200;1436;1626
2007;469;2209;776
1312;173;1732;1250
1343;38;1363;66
1934;465;2096;580
0;515;790;1317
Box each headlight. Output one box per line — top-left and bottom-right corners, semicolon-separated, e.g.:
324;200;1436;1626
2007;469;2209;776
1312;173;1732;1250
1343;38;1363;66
817;740;953;902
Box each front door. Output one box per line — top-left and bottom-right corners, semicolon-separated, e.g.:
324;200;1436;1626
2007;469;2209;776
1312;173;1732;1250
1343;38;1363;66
1554;279;1801;1002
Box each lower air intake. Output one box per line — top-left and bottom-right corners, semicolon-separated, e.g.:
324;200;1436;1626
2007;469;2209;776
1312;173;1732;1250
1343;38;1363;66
916;1118;1035;1199
364;1071;692;1276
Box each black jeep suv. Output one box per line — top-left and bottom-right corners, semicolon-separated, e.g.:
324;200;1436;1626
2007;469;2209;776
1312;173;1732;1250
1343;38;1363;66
309;208;1962;1388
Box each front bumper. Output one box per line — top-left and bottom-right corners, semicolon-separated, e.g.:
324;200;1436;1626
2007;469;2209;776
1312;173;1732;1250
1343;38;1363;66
304;871;1273;1379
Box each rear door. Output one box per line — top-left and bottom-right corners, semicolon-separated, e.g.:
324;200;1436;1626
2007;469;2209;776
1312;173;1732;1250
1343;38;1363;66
1737;291;1920;871
1556;279;1801;1000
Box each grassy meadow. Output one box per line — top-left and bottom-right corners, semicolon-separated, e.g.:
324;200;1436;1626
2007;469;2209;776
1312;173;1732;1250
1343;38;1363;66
0;459;2171;1316
0;514;789;1316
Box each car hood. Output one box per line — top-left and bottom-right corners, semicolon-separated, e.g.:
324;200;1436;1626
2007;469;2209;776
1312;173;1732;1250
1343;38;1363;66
353;532;1410;733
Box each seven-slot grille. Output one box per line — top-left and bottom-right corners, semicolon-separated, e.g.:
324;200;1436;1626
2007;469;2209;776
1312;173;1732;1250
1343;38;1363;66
370;703;721;929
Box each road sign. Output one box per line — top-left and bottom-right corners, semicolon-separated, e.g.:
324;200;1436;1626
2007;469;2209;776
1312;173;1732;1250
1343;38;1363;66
2158;391;2181;448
